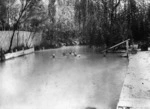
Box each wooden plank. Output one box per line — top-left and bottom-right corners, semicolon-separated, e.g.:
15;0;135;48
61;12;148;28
5;48;34;60
102;39;130;52
24;48;34;55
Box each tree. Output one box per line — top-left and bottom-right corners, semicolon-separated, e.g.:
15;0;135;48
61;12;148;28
74;0;122;47
0;0;7;30
8;0;43;52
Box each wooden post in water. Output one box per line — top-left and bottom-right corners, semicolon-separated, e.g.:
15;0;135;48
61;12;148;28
101;39;130;58
126;40;129;57
103;44;107;57
0;48;2;61
103;51;106;57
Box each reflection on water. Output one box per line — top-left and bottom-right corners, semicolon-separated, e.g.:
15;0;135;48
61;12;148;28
0;46;128;109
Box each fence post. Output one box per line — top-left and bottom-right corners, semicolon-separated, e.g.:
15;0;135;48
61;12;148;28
126;40;129;57
0;48;2;61
103;44;107;57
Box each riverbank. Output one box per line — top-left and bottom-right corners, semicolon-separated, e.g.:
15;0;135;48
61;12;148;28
117;51;150;109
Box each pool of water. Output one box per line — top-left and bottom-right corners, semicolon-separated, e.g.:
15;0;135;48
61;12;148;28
0;46;128;109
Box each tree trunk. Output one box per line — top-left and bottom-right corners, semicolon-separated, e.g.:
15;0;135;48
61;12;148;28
8;29;16;52
17;30;20;47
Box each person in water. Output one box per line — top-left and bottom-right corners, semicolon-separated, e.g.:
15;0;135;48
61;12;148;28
74;52;77;56
62;51;80;57
69;51;74;55
73;52;80;57
63;52;66;56
52;54;55;58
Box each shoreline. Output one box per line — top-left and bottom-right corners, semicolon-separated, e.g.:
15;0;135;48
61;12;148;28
117;51;150;109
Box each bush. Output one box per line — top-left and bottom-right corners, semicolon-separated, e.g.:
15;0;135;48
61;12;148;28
141;41;148;51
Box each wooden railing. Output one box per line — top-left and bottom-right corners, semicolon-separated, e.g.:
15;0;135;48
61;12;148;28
102;39;130;57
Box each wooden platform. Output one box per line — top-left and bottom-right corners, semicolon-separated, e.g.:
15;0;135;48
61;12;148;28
117;52;150;109
5;48;34;60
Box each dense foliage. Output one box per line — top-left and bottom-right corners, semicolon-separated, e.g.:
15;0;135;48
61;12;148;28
74;0;150;47
0;0;150;51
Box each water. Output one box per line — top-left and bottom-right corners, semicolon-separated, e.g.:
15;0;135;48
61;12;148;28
0;46;128;109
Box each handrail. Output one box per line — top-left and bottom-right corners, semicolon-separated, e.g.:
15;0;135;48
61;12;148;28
102;39;130;52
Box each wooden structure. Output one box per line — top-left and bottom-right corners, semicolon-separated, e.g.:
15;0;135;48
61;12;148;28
116;52;150;109
5;48;34;60
102;39;130;57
